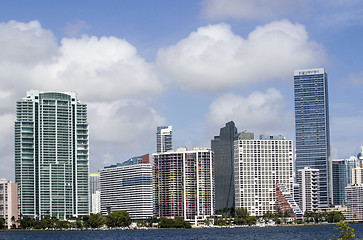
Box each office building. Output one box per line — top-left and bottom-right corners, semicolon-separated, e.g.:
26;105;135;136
298;167;320;212
153;147;214;221
100;154;152;220
346;156;360;185
15;90;89;219
156;126;172;153
294;68;331;208
234;132;294;216
89;173;100;214
332;159;346;206
211;121;237;211
0;179;18;229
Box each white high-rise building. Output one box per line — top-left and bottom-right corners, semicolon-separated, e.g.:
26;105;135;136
234;132;294;216
89;173;101;213
156;126;172;153
100;154;152;220
346;156;360;185
298;167;320;212
15;90;89;219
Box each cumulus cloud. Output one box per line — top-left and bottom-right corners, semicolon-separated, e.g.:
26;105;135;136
201;0;306;20
206;88;292;135
156;20;325;92
0;20;165;179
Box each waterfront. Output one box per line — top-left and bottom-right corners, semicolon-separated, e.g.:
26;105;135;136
2;223;363;240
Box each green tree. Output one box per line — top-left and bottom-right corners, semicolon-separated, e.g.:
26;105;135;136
105;210;131;228
330;221;356;240
325;211;345;223
84;213;105;228
0;218;5;229
234;207;249;225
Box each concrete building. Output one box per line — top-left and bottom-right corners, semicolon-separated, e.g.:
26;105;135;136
153;147;214;221
346;185;363;220
89;173;100;214
298;167;320;212
15;90;89;219
276;184;303;220
294;68;331;208
156;126;173;153
332;159;347;206
234;132;294;216
211;121;237;211
346;156;360;185
352;167;363;185
0;179;18;229
100;154;152;220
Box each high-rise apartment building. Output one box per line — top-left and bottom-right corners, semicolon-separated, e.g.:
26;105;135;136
332;159;347;206
234;132;294;216
15;90;89;219
298;167;320;212
89;173;100;214
100;154;152;220
352;167;363;185
156;126;172;153
211;121;237;211
0;179;18;229
294;68;331;208
346;156;360;185
153;147;214;221
346;185;363;220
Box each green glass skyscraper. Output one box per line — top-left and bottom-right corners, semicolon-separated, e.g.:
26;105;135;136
15;90;89;219
294;68;331;208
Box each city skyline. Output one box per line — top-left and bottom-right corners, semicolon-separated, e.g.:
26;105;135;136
1;1;363;179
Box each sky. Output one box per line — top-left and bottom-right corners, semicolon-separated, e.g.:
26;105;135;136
1;0;363;180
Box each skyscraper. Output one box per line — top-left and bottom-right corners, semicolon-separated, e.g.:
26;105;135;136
211;121;237;211
153;147;214;221
156;126;173;153
332;159;347;206
89;173;101;214
234;132;294;216
15;90;89;219
294;68;331;207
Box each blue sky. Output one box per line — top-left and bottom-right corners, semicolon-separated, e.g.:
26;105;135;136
1;0;363;179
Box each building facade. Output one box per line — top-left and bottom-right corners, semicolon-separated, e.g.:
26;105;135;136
298;167;320;212
294;68;331;208
0;179;18;229
15;90;89;219
234;133;294;216
276;184;303;220
156;126;173;153
346;156;360;185
89;173;100;214
153;147;214;221
100;154;152;220
346;185;363;220
211;121;237;211
332;159;347;206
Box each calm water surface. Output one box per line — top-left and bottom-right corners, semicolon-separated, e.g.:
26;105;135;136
2;223;363;240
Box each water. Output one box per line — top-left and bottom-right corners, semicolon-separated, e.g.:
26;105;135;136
1;223;363;240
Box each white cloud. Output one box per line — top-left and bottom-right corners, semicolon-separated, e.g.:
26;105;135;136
0;20;166;179
206;88;292;136
347;71;363;86
201;0;306;20
156;20;325;92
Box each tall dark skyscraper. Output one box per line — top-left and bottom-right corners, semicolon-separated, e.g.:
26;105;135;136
211;121;237;211
294;68;331;207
